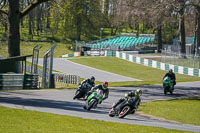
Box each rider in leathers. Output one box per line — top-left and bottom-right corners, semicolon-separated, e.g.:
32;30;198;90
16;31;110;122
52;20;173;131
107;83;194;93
87;81;109;101
112;89;142;110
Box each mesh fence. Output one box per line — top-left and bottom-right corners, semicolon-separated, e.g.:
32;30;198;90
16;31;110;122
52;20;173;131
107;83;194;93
161;50;200;69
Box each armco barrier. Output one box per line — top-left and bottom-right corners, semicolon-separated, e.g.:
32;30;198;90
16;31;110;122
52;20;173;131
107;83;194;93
116;51;200;77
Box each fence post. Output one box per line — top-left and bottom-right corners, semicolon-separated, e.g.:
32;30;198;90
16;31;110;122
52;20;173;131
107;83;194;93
49;44;56;88
42;54;48;88
42;44;56;89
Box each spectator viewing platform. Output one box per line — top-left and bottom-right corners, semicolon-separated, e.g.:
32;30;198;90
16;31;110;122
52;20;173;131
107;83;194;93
86;34;155;50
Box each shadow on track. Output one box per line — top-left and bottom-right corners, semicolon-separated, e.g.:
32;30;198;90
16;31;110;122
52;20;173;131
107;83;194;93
0;96;109;115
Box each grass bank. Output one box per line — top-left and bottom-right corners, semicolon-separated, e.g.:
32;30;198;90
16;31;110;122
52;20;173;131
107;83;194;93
139;97;200;126
0;41;73;58
0;106;192;133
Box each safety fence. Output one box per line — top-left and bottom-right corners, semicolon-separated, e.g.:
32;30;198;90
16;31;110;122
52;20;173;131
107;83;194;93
161;51;200;69
54;73;80;85
116;51;200;77
26;65;80;88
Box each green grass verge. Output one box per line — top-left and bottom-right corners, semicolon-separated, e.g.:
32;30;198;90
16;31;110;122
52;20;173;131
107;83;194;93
0;41;73;58
0;106;192;133
69;57;200;86
139;97;200;126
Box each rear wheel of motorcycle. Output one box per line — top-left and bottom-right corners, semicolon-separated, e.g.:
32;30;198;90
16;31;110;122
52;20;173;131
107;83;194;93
109;108;115;117
119;106;131;118
164;89;167;95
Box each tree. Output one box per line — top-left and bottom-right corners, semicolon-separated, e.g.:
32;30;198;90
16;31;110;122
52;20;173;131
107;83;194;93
0;0;50;57
190;0;200;54
164;0;187;54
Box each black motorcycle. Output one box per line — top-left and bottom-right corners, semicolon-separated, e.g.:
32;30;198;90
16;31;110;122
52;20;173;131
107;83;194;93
73;83;92;100
109;97;138;118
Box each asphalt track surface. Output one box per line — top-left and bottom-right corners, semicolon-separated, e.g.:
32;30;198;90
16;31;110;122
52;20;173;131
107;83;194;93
2;58;199;132
36;58;141;82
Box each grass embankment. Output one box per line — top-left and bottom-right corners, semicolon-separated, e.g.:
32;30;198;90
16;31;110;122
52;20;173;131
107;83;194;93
139;97;200;126
0;41;73;58
0;106;192;133
69;57;200;86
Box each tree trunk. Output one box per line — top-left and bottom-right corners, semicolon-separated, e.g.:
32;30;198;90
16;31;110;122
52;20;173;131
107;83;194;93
46;5;50;29
110;25;114;36
142;21;145;33
135;22;139;34
179;2;186;54
76;15;81;41
8;0;20;57
36;6;41;36
195;7;200;55
28;12;33;39
157;21;162;53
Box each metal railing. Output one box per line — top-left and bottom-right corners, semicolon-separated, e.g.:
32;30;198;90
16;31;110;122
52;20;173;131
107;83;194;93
26;65;80;87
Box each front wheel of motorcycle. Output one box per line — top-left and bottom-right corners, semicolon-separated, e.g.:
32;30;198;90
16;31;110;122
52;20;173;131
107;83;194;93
73;90;80;99
87;99;96;110
109;108;115;117
118;106;131;118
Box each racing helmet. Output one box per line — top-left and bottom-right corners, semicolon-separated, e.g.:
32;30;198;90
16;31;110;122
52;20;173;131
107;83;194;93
102;81;108;90
135;89;142;97
169;69;173;73
90;76;95;81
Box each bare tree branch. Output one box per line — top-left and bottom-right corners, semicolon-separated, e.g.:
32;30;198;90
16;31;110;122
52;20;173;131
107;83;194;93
20;0;50;19
0;9;8;15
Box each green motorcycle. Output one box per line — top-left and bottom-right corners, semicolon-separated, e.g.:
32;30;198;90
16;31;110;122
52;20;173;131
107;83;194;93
163;76;174;95
83;89;103;110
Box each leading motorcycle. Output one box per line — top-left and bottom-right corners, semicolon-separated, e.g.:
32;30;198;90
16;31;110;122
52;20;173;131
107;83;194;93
109;97;137;118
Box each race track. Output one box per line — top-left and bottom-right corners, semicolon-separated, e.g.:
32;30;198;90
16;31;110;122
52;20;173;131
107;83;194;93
2;58;200;132
0;84;200;132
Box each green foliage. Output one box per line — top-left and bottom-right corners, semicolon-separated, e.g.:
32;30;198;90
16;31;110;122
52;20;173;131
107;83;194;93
0;106;192;133
50;0;105;41
139;97;200;125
